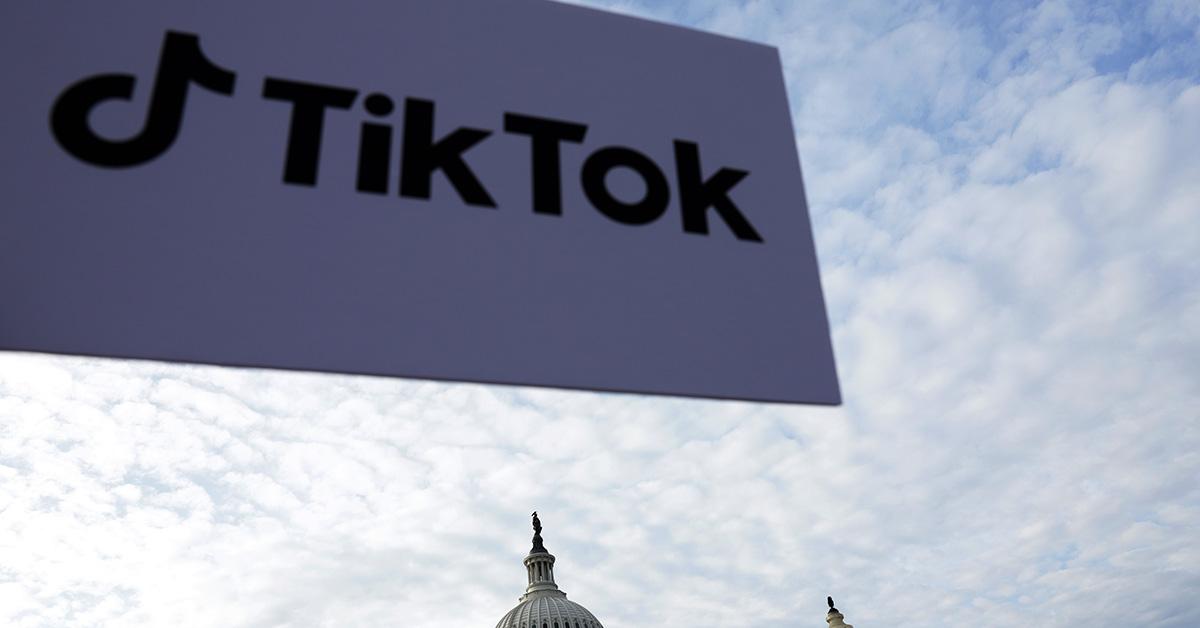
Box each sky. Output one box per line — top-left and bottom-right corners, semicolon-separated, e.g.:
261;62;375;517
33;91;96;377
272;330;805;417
2;0;1198;626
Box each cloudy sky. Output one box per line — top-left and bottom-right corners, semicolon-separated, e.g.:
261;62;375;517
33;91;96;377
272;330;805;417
2;0;1198;626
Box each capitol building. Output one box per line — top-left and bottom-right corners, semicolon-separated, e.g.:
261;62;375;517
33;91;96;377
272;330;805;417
494;514;855;628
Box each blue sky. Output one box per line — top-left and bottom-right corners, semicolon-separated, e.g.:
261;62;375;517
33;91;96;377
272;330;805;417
2;1;1198;626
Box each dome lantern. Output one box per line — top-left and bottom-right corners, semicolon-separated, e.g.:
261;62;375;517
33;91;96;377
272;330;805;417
522;511;562;599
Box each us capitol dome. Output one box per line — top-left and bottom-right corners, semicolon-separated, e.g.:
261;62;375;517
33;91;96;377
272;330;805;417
494;513;603;628
493;513;856;628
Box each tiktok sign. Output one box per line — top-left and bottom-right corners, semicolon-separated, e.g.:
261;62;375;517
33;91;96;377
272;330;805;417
6;0;840;405
52;31;763;242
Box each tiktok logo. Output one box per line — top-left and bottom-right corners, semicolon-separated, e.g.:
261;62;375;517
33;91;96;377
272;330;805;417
49;30;764;242
50;31;236;168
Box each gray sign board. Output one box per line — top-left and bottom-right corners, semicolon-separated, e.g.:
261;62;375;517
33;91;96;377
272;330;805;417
0;0;840;404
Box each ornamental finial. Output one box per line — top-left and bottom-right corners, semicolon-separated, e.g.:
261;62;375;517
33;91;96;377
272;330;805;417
826;596;852;627
530;511;547;553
